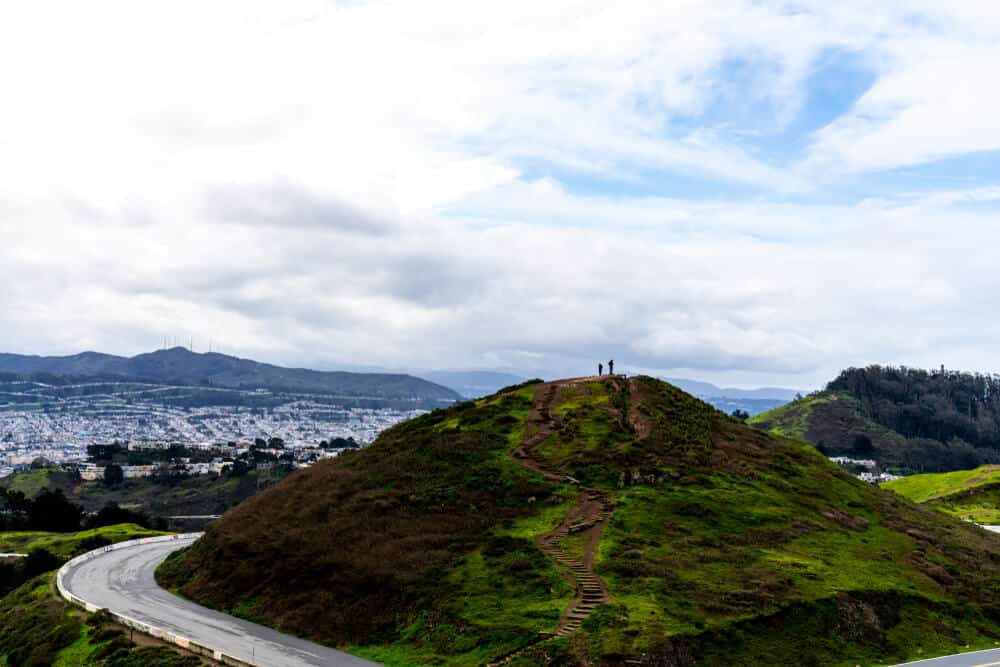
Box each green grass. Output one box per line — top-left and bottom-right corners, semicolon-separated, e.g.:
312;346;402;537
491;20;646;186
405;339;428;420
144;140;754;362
0;573;199;667
884;465;1000;503
882;466;1000;523
0;524;167;559
0;468;72;497
748;392;841;438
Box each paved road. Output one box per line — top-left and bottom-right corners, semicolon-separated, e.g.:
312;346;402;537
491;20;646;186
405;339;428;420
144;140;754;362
60;535;380;667
891;648;1000;666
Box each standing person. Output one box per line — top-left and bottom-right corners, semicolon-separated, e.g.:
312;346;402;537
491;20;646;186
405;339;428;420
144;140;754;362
598;363;603;376
608;359;614;375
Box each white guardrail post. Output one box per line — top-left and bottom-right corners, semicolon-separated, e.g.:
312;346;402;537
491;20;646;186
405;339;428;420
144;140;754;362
56;532;257;666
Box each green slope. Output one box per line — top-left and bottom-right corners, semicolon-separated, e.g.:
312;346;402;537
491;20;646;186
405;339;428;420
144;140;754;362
0;523;166;559
884;465;1000;523
0;573;201;667
749;390;909;465
0;523;196;666
157;377;1000;666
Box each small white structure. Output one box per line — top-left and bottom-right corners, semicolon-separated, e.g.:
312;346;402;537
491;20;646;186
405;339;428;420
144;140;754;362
121;465;155;479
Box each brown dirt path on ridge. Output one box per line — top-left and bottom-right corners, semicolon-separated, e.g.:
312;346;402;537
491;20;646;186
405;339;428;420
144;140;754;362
488;377;626;665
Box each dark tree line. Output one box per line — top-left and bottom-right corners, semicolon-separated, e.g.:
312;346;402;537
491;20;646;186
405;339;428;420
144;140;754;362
0;489;168;598
0;487;163;533
827;366;1000;471
830;366;1000;447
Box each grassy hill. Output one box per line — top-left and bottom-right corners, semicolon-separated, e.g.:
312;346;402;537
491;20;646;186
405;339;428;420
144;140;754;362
751;366;1000;474
749;391;913;465
157;376;1000;666
0;523;166;559
884;465;1000;523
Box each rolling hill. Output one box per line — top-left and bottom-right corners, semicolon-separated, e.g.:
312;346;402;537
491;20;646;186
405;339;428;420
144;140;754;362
157;376;1000;666
0;348;461;404
751;365;1000;474
884;465;1000;523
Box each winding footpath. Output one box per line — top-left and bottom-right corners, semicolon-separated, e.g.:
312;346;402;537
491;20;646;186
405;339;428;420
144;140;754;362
491;378;620;664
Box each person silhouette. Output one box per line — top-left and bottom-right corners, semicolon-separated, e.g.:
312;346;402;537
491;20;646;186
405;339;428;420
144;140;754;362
608;359;614;375
598;363;603;376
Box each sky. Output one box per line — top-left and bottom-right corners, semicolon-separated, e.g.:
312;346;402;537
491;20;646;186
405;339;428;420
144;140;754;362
2;1;1000;389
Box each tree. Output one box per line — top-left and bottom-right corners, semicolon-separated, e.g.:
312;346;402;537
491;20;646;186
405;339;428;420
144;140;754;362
28;489;82;532
24;548;62;577
730;409;750;421
228;460;249;477
85;502;153;530
87;443;123;464
104;464;124;487
851;434;875;457
267;437;285;449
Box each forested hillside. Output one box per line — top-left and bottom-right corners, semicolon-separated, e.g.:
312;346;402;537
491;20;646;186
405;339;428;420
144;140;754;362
753;365;1000;473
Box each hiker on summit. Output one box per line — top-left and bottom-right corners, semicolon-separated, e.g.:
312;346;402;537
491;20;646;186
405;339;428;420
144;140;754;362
598;363;603;376
608;359;614;375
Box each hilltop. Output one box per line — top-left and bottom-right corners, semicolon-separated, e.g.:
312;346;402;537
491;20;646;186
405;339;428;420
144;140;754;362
751;365;1000;474
884;465;1000;523
158;376;1000;666
0;348;461;404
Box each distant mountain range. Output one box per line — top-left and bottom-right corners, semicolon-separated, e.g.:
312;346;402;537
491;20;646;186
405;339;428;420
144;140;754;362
0;348;461;403
662;377;802;401
419;371;527;399
660;377;802;416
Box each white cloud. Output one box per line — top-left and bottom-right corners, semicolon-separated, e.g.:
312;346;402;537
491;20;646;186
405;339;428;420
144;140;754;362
2;2;1000;388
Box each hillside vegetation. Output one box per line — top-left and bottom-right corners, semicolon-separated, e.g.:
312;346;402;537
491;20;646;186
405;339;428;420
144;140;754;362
0;523;165;604
159;376;1000;666
885;465;1000;523
752;365;1000;473
0;573;200;667
1;467;270;516
0;523;165;560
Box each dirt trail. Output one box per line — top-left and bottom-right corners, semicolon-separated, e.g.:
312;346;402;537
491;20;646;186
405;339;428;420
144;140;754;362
511;379;618;635
486;377;647;666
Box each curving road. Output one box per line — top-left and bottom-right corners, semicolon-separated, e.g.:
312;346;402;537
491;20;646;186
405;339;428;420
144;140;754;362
891;648;1000;666
59;528;1000;667
60;535;379;667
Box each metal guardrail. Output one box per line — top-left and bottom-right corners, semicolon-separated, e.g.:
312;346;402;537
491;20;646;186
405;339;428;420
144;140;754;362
56;533;256;667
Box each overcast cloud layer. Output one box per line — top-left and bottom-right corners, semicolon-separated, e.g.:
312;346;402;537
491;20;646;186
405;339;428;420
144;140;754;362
3;1;1000;388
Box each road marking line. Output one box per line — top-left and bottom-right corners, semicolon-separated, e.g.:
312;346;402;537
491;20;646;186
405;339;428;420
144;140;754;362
974;661;1000;666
